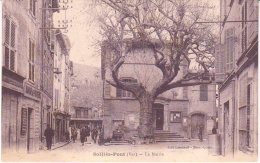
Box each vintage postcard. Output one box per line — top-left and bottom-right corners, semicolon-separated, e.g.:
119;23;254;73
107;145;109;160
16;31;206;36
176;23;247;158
1;0;258;162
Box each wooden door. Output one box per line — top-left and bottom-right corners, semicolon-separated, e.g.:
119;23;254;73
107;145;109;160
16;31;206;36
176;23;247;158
156;109;164;130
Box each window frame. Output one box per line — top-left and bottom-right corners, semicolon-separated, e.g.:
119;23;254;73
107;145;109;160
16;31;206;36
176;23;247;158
200;84;208;101
3;16;17;72
241;1;248;53
29;0;36;17
116;78;137;98
170;111;182;123
29;39;36;82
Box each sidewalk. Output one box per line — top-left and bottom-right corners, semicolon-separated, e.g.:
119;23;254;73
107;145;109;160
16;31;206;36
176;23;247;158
40;141;71;151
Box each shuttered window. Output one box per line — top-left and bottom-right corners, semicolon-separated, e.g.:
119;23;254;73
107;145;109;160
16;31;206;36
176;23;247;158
239;74;247;107
30;0;36;16
200;84;208;101
183;87;188;99
242;1;247;53
4;17;16;71
116;78;137;98
29;39;35;81
54;89;59;107
225;28;235;72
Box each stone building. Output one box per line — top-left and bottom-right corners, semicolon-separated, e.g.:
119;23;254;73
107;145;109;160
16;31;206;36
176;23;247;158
2;0;58;153
70;64;103;129
101;43;216;141
40;0;58;145
52;30;73;143
217;0;258;156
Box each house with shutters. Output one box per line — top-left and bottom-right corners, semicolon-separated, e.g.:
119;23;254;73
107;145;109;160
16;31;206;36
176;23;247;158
2;0;58;154
52;30;73;143
217;0;258;156
101;42;216;142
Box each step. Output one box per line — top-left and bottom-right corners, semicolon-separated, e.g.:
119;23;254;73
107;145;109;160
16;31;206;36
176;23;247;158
104;142;130;146
153;132;179;135
155;139;190;142
110;140;129;143
153;133;183;136
154;137;187;140
153;131;177;134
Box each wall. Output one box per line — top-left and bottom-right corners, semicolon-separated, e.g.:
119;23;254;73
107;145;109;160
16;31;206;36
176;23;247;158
219;81;235;156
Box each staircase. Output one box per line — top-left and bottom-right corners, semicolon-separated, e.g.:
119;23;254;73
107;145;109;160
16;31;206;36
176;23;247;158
153;130;190;142
104;140;131;146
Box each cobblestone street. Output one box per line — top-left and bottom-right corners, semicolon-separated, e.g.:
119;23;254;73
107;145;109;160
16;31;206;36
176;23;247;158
2;139;256;162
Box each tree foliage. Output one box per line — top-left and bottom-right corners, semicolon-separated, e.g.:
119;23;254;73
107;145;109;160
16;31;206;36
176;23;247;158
99;0;217;101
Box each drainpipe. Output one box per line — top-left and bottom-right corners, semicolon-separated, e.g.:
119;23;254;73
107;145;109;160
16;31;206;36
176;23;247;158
40;0;44;143
232;79;236;155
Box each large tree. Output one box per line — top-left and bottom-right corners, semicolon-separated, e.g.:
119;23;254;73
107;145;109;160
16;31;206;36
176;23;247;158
98;0;217;138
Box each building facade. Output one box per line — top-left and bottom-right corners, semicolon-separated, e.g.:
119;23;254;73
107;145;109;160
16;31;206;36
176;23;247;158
2;0;58;153
53;31;73;143
40;0;59;145
101;44;216;140
217;0;258;156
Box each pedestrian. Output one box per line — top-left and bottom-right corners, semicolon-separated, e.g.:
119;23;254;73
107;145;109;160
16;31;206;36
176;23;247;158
212;126;217;134
71;127;77;143
65;130;70;142
85;125;90;143
98;126;104;145
91;127;98;143
44;124;54;150
198;124;204;142
80;126;87;146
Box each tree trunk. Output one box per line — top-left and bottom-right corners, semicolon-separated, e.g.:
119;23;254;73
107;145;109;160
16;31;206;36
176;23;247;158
138;94;154;139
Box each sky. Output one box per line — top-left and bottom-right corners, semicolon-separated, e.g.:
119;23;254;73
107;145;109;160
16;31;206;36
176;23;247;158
53;0;220;68
54;0;101;67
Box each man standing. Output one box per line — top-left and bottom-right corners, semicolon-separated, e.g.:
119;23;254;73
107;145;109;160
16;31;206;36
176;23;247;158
91;127;98;143
80;126;87;146
198;124;204;142
71;127;77;143
44;124;54;150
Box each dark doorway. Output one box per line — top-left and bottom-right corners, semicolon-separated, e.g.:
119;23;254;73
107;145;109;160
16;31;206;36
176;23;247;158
153;104;164;130
27;108;33;152
56;119;61;142
224;101;230;155
191;113;205;139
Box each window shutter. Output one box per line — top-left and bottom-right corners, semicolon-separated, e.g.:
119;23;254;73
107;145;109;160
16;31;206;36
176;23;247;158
116;88;122;97
11;23;15;48
29;63;32;80
30;0;33;11
10;50;15;71
5;47;10;68
32;65;34;81
183;87;188;99
200;84;208;101
5;18;10;45
32;42;35;62
29;40;32;61
33;0;36;16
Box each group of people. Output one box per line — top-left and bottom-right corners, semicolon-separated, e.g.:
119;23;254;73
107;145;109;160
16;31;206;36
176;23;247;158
43;124;104;150
79;125;101;146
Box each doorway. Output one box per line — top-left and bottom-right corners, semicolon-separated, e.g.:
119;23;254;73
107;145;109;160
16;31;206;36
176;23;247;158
153;104;164;130
191;113;205;139
27;108;33;153
224;101;230;155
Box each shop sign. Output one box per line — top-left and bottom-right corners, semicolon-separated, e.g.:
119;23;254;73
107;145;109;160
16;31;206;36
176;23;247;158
24;84;41;101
